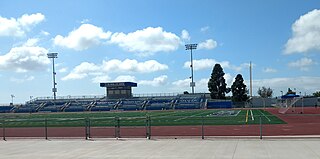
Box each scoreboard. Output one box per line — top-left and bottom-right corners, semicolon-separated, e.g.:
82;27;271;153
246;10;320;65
100;82;137;99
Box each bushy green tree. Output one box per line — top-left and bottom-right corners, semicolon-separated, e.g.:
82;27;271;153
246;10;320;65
257;87;273;98
257;86;273;108
208;64;228;99
313;91;320;97
231;74;248;102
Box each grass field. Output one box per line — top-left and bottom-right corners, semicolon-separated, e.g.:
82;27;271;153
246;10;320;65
0;109;286;127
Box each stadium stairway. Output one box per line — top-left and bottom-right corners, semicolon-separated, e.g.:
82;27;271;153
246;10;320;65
36;102;47;112
60;102;71;112
86;101;97;111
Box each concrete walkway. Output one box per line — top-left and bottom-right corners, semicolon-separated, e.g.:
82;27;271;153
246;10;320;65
0;138;320;159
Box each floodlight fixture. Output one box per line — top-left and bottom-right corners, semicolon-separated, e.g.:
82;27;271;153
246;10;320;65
47;52;58;100
185;44;198;94
185;44;198;50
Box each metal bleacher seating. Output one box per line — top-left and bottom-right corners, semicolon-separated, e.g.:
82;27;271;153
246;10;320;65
90;100;117;111
5;94;209;113
174;94;204;110
145;97;175;110
0;106;14;113
117;99;145;111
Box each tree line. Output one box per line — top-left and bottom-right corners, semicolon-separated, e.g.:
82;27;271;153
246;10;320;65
207;63;320;100
208;64;248;102
207;63;274;102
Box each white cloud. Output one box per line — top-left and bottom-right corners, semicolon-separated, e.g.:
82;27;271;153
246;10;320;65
92;75;111;83
101;59;168;73
92;75;137;84
181;29;190;41
40;30;50;36
109;27;180;56
224;73;233;86
58;67;68;73
18;13;45;28
0;13;45;37
0;38;50;72
197;78;210;92
54;24;112;51
10;75;34;83
172;78;190;88
198;39;217;50
183;58;247;72
200;26;210;32
196;76;232;92
114;75;137;82
263;67;277;73
288;57;315;71
253;76;320;96
171;73;233;93
92;75;167;87
284;9;320;54
62;59;168;81
140;75;168;86
61;62;100;80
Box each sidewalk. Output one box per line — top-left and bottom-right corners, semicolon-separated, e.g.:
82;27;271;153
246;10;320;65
1;138;320;159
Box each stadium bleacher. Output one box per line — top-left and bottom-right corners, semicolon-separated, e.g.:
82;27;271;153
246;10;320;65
174;94;204;109
118;99;145;111
0;106;14;113
1;93;240;113
145;97;175;110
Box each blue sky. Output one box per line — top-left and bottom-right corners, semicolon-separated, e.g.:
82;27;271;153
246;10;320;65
0;0;319;103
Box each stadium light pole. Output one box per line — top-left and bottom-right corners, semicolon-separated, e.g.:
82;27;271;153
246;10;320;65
185;44;198;94
47;52;58;100
10;94;15;105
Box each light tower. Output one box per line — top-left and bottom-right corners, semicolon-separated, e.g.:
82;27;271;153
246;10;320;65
250;61;253;97
10;94;15;105
47;52;58;100
185;44;197;94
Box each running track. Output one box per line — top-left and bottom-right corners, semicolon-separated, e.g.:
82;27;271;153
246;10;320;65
1;107;320;138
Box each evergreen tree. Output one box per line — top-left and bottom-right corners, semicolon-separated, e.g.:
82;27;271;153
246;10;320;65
208;64;227;99
231;74;248;102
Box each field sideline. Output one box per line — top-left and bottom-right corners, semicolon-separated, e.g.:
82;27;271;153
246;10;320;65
0;109;285;127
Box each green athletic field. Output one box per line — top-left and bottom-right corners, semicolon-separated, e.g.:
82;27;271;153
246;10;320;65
0;109;286;127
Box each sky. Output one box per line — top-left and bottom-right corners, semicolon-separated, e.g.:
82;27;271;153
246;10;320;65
0;0;320;103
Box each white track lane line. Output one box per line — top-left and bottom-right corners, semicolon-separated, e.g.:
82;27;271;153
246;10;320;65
258;110;271;122
250;109;254;121
174;111;208;121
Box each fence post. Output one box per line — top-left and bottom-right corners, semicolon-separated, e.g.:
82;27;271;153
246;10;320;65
148;116;151;139
145;116;151;140
85;118;88;140
115;116;120;139
259;115;262;140
88;118;91;139
201;116;204;139
2;119;6;141
45;118;48;140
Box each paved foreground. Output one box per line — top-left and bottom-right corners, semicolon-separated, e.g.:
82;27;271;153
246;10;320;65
1;138;320;159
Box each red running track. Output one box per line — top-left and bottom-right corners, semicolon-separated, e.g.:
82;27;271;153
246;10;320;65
1;107;320;138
